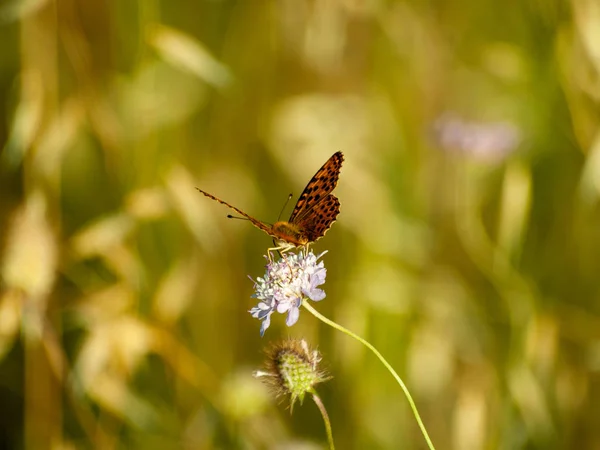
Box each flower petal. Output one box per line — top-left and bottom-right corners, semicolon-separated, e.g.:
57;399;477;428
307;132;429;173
304;287;325;301
286;305;300;327
259;314;271;337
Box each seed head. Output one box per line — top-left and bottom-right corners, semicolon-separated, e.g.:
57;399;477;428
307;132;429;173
254;338;330;412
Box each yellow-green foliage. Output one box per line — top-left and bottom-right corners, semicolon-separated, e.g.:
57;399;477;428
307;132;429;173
0;1;598;449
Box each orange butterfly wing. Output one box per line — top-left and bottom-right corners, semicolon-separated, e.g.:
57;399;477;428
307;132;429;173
294;194;340;242
288;151;344;241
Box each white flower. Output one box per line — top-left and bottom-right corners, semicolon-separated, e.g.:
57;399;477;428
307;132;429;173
249;251;327;336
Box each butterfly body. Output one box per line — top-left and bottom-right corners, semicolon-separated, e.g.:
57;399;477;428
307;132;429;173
271;221;310;247
197;151;344;251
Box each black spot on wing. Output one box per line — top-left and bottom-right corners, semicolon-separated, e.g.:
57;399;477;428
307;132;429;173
295;194;340;242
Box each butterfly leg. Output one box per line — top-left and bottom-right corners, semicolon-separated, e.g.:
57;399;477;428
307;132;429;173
267;240;296;263
266;246;285;263
266;247;277;263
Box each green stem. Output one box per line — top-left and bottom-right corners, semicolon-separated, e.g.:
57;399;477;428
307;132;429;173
310;389;335;450
302;301;436;450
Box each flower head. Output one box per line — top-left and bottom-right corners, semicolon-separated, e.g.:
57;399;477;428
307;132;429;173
249;250;327;336
431;113;521;162
254;338;330;412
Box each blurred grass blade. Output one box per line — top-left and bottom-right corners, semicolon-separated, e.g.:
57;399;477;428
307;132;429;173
573;0;600;76
579;129;600;203
0;0;47;23
152;259;198;326
33;99;83;179
148;24;232;89
165;164;224;250
75;317;159;427
0;290;23;359
497;162;531;262
2;71;44;168
70;213;136;258
1;190;57;300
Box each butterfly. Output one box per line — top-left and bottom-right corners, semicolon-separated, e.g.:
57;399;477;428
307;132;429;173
197;151;344;254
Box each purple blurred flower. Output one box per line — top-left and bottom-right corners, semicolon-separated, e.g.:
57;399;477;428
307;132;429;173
249;250;327;336
432;113;521;162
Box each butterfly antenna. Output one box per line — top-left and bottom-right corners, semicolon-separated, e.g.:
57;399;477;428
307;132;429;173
227;214;273;226
277;193;293;221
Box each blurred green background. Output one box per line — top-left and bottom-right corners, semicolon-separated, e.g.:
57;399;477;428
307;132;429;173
1;0;600;449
